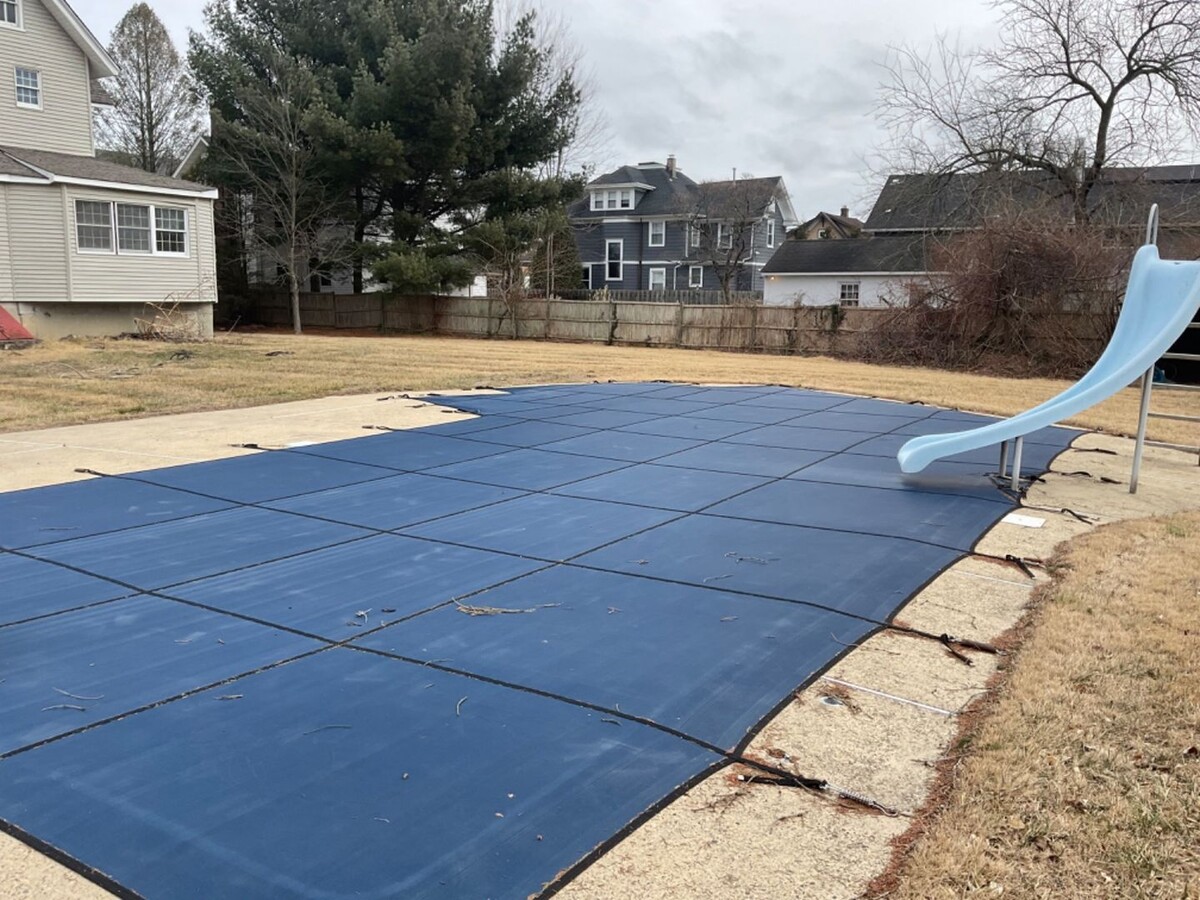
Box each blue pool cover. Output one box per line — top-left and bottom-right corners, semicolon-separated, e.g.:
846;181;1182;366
0;382;1079;898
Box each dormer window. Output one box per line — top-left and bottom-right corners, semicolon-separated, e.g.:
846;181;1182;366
590;189;634;211
15;67;40;109
0;0;19;27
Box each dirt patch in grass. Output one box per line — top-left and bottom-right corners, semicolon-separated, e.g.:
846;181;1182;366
869;512;1200;899
2;332;1197;440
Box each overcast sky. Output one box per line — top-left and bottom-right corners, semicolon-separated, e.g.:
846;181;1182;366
73;0;1002;221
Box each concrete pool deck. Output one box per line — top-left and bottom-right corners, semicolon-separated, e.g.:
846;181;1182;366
2;387;1198;899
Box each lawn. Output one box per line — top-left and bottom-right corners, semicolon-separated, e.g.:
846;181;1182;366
873;512;1200;898
1;331;1198;444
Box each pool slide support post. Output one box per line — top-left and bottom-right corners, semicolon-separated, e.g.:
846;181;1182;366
1130;204;1161;496
1010;436;1023;492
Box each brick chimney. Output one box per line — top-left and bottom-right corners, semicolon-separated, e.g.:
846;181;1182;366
840;205;850;218
666;154;677;179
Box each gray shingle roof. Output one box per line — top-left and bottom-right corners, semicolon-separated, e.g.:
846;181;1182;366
0;145;214;193
569;165;786;221
763;234;929;274
865;167;1200;231
0;151;40;178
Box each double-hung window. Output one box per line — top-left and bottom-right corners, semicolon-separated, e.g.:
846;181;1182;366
648;220;665;247
75;201;113;251
839;281;860;302
581;266;591;289
766;219;776;248
155;207;188;254
649;267;666;290
689;224;701;249
605;239;623;281
688;265;703;288
15;67;40;108
716;223;732;249
1;0;20;28
116;204;151;252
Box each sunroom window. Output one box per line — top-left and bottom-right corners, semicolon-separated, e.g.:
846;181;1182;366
116;204;151;252
75;200;113;251
155;207;187;254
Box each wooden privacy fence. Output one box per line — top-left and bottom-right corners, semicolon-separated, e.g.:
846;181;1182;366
247;290;1109;357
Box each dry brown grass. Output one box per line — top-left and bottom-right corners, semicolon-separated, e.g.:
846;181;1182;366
876;513;1200;899
1;331;1197;441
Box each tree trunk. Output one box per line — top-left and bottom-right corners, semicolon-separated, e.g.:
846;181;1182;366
353;187;365;293
289;269;303;335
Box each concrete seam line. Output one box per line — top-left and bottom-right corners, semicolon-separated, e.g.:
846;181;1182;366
819;676;955;717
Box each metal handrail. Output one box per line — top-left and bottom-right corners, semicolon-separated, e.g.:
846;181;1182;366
1130;204;1200;492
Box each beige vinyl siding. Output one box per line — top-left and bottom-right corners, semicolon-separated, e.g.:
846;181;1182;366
0;0;93;156
0;186;14;301
5;182;68;301
66;186;217;304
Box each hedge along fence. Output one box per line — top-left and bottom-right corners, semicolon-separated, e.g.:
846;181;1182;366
246;290;1108;358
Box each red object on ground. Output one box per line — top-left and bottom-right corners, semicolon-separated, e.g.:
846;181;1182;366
0;306;35;343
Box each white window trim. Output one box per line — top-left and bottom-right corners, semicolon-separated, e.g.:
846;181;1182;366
648;220;665;247
74;199;191;258
766;219;776;248
717;223;732;250
605;239;623;281
115;202;152;255
14;66;40;109
839;281;861;301
74;200;115;255
582;265;591;289
153;205;190;256
592;189;634;211
689;224;701;249
688;265;703;288
648;267;666;290
0;0;22;31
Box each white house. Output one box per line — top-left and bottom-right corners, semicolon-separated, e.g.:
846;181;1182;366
761;233;929;308
0;0;218;339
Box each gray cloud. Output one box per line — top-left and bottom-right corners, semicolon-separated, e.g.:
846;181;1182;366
75;0;1002;218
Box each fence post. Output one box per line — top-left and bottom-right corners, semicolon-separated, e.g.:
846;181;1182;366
675;300;685;348
749;304;759;352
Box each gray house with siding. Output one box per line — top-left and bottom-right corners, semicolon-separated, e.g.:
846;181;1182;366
567;157;797;294
0;0;218;339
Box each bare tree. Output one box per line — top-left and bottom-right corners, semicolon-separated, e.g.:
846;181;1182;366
690;179;771;303
495;0;612;178
209;60;349;334
96;3;201;174
879;0;1200;222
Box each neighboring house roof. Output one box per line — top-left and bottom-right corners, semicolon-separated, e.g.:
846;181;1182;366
763;234;929;275
865;166;1200;231
569;162;799;225
798;210;864;238
0;146;217;197
173;135;210;180
90;79;116;106
41;0;117;78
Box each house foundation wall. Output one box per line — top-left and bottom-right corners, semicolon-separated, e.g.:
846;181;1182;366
2;301;215;341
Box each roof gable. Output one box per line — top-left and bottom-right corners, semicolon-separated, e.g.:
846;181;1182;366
33;0;116;78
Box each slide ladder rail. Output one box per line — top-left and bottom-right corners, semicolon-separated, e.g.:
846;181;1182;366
897;204;1200;493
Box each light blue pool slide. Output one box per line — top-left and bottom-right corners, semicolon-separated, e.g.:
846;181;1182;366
897;215;1200;484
